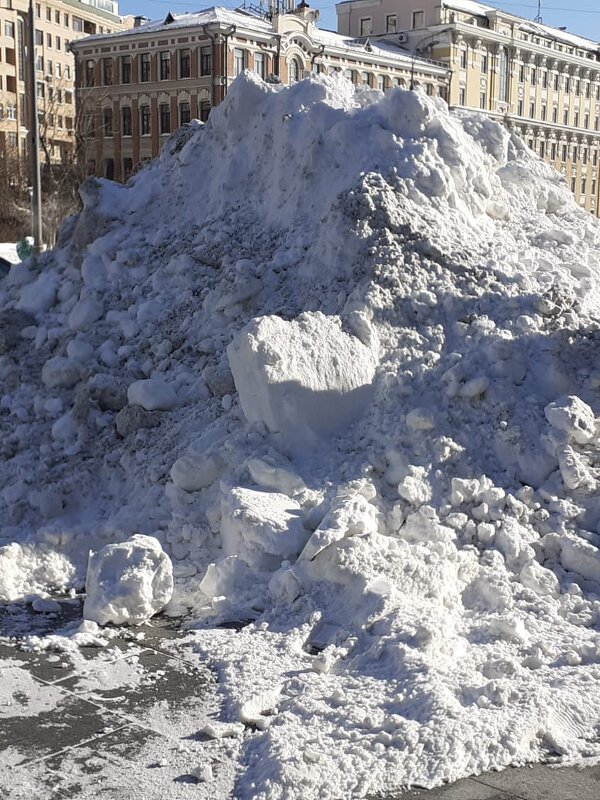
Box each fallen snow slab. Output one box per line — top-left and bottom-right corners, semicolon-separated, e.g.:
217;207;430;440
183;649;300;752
227;312;377;452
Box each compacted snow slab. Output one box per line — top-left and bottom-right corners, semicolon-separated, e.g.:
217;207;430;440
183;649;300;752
227;312;377;453
3;71;600;799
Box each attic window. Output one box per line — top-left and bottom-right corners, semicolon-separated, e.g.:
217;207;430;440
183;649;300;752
164;12;176;24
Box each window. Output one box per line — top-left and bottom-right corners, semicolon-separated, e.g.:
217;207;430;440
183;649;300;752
542;71;547;89
385;15;397;34
200;101;210;122
551;142;557;160
554;73;559;90
36;3;41;17
46;31;51;47
64;13;69;26
85;59;95;87
480;91;487;110
575;79;580;96
254;52;265;79
73;16;83;32
55;10;60;24
36;80;44;99
539;140;545;158
518;99;524;116
65;90;72;104
562;144;568;161
519;64;524;83
4;21;14;38
499;47;509;102
530;101;535;117
531;67;537;86
159;51;170;80
103;107;113;136
481;52;488;75
460;48;467;69
159;102;170;134
582;178;587;197
359;17;372;36
234;48;244;77
140;104;151;135
459;86;466;105
46;7;51;21
123;158;133;180
56;35;60;50
573;146;578;162
47;59;52;75
36;54;43;72
103;58;113;85
594;150;598;166
104;158;114;180
289;56;300;84
563;108;569;125
122;55;131;84
583;148;588;165
412;10;424;29
179;101;190;125
201;46;212;76
179;48;190;79
574;111;580;128
55;62;61;78
377;74;386;92
360;71;370;87
541;103;546;121
35;29;42;45
140;53;150;82
565;76;571;93
121;106;132;136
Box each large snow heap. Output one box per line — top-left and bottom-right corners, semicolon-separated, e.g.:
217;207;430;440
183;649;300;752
2;71;600;797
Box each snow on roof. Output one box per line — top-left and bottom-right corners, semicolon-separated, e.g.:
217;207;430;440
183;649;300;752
74;6;272;42
313;28;446;70
442;0;599;53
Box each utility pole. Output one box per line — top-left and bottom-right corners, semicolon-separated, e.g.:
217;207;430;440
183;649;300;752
27;0;44;253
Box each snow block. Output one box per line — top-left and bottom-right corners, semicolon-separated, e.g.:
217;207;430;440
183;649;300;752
227;312;376;452
41;356;81;389
127;378;177;411
83;534;173;626
221;487;309;570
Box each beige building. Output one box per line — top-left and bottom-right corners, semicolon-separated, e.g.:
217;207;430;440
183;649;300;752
0;0;131;175
71;4;450;182
337;0;600;215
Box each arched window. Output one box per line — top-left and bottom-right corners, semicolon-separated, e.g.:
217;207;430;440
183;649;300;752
343;67;353;83
499;46;509;102
289;57;300;84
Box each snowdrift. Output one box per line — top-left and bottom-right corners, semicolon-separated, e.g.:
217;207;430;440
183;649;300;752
3;71;600;797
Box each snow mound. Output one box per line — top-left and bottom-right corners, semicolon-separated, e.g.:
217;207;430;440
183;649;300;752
83;534;173;626
3;71;600;796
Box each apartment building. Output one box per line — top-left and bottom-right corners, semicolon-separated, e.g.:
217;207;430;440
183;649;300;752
71;3;450;183
337;0;600;215
0;0;131;174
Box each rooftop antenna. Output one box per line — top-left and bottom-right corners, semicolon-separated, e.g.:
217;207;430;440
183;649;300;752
534;0;542;23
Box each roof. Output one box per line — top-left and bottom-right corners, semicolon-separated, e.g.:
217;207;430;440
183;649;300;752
71;6;272;43
442;0;600;53
312;28;446;70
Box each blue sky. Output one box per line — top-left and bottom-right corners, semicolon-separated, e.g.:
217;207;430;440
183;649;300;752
118;0;600;41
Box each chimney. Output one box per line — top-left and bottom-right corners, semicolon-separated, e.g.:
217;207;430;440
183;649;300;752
134;15;149;28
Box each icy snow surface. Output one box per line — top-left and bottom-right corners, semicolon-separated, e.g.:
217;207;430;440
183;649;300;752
3;71;600;796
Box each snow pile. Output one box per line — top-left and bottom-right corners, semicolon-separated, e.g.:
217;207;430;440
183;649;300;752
2;71;600;796
83;534;173;625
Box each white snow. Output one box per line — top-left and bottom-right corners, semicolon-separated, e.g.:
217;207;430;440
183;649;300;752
83;534;173;626
3;72;600;797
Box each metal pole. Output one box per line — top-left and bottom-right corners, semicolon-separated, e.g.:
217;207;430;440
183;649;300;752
27;0;44;253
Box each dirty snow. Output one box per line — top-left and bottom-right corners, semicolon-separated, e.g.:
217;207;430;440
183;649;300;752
1;71;600;797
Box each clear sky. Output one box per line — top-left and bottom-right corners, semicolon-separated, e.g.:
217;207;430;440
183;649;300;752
117;0;600;41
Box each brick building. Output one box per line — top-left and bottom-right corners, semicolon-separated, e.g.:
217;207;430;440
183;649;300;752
71;4;450;182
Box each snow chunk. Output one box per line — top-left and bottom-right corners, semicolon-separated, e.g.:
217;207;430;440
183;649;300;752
41;356;81;389
227;312;376;452
18;271;57;314
545;396;596;444
170;453;224;492
127;378;177;411
221;487;309;570
83;534;173;626
68;297;103;331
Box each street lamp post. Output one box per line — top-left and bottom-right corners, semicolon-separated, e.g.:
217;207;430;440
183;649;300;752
27;0;44;253
410;34;440;90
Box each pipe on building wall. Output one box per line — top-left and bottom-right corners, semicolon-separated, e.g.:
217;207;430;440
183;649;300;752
223;25;236;97
201;24;216;107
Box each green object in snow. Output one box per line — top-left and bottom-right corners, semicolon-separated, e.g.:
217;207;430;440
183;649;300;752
16;237;33;261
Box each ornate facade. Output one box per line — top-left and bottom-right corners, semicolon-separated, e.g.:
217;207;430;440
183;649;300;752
337;0;600;215
71;4;450;182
